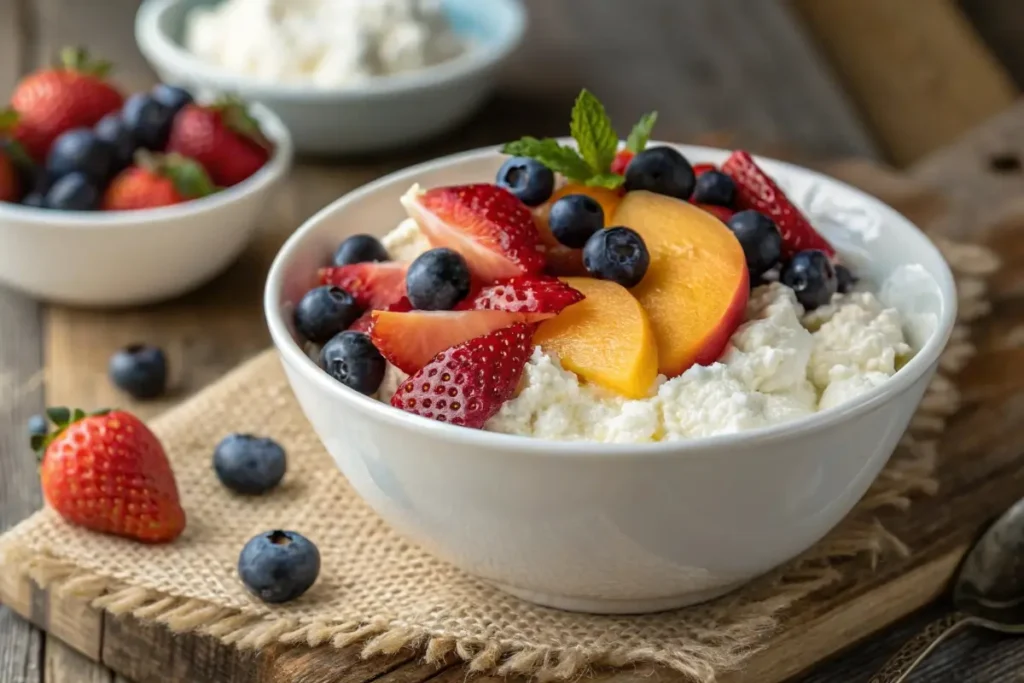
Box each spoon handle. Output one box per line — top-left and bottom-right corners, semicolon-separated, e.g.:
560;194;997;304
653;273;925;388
867;611;972;683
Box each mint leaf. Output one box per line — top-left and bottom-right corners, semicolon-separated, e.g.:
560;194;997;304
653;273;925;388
570;89;618;174
625;111;658;154
585;173;625;189
501;138;593;183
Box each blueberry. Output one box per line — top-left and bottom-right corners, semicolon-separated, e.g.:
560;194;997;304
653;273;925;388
44;173;99;211
238;530;320;604
582;226;650;288
319;331;386;395
726;210;783;277
46;129;115;182
21;192;45;208
151;84;193;117
27;414;47;437
294;286;362;344
406;248;471;310
122;93;175;150
332;234;389;266
781;250;838;310
624;146;696;199
691;170;736;207
94;114;136;170
496;156;555;206
548;194;604;248
213;434;287;495
109;344;168;399
836;264;858;294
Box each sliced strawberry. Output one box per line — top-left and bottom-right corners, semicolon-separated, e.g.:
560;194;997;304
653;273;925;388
458;275;584;314
691;202;735;224
390;323;534;428
401;184;545;281
372;308;549;374
319;262;408;310
721;151;835;259
610;149;634;175
692;163;717;177
348;296;413;334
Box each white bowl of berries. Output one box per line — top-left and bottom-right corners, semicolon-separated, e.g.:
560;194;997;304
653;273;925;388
265;92;956;613
0;48;292;307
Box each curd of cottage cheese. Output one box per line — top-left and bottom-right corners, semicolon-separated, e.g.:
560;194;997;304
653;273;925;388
184;0;464;88
378;220;914;443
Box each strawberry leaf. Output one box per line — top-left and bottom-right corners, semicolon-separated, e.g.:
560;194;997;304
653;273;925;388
501;138;593;183
163;154;216;199
59;46;112;78
569;89;618;175
71;409;86;423
625;111;658;154
46;407;70;426
585;172;625;189
215;96;271;151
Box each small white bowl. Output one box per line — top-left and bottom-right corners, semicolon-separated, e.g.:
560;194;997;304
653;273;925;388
265;144;956;614
0;104;292;307
135;0;527;156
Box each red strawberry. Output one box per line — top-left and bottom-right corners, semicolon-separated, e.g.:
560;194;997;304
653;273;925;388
102;153;215;211
319;262;408;310
348;296;413;334
372;308;550;374
35;408;186;543
610;149;634;175
390;323;534;428
11;47;124;161
692;163;717;177
691;202;735;224
166;99;270;187
401;184;545;281
722;151;834;258
457;275;584;314
0;110;27;202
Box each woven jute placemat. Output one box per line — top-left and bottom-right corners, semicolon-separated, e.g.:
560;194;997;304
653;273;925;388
0;230;998;681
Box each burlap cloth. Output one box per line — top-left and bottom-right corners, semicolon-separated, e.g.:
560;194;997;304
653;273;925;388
0;172;1001;682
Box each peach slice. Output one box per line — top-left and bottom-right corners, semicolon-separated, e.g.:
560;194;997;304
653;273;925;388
534;277;658;398
533;184;624;276
613;191;749;377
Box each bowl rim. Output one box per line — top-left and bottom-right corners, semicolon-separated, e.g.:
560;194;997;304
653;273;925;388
264;142;958;459
0;102;294;226
134;0;527;100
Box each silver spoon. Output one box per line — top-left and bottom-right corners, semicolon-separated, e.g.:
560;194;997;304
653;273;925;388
868;496;1024;682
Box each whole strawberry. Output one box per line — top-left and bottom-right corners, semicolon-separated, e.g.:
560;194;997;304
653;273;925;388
102;152;215;211
35;408;186;543
166;99;270;187
11;47;124;162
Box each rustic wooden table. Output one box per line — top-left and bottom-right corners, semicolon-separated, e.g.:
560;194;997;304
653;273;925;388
2;1;1024;682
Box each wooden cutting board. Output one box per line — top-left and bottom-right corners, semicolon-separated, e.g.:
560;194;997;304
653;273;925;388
2;102;1024;683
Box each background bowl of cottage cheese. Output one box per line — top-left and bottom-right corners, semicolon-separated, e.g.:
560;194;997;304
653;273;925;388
135;0;526;155
265;144;957;614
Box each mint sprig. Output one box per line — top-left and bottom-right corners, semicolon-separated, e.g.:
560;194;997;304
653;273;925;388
500;89;657;189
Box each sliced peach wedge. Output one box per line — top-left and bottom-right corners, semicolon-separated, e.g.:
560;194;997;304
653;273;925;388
533;184;624;276
534;277;658;399
613;191;749;377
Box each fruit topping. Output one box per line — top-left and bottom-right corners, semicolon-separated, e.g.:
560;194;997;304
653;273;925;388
319;331;387;395
318;261;408;310
623;146;696;199
108;344;168;399
610;149;633;175
401;183;545;281
166;99;270;187
836;264;858;294
347;296;413;334
458;275;584;314
613;191;749;376
46;128;115;182
294;285;362;344
27;414;47;437
36;407;185;543
692;163;716;177
150;84;193;118
533;183;623;276
722;150;835;259
390;323;534;428
213;433;287;495
94;114;136;171
582;226;650;288
0;145;17;203
102;153;215;211
690;169;736;207
548;193;604;248
534;277;657;398
496;156;555;207
405;247;472;310
692;203;735;224
726;209;783;277
238;530;320;603
332;234;389;266
44;172;98;210
781;249;837;310
121;92;175;151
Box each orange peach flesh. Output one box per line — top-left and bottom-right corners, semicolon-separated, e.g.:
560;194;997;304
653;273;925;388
533;184;624;276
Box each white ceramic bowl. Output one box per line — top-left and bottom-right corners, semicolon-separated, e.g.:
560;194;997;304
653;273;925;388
135;0;526;156
264;144;957;614
0;104;292;307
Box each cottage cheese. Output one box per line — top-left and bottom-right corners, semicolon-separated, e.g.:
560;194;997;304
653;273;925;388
184;0;464;88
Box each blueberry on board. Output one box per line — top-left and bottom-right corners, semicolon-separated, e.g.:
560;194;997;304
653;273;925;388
46;129;115;182
332;234;389;266
582;226;650;288
548;194;604;248
238;530;320;604
213;434;287;495
122;93;175;151
405;248;472;310
623;146;696;199
94;114;137;170
151;84;193;117
835;264;858;294
691;170;736;207
319;331;386;395
726;210;783;277
27;414;47;437
108;344;168;399
293;285;362;344
496;156;555;206
44;172;100;211
781;249;838;311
